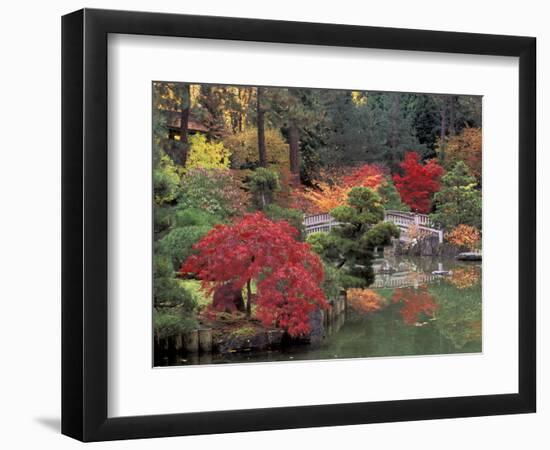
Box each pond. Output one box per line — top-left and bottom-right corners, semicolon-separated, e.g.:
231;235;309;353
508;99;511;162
156;256;482;366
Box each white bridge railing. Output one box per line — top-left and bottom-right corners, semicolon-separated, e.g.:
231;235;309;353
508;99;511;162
303;210;443;243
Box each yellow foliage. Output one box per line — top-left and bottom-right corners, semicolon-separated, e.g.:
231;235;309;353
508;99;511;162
449;267;480;289
224;127;289;169
300;182;351;213
186;134;231;170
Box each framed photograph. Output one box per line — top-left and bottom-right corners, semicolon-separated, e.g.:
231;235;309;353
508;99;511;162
62;8;536;442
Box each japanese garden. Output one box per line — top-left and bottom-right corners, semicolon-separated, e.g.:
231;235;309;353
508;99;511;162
152;82;482;366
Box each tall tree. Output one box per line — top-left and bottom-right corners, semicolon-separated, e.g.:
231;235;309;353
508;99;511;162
175;83;191;166
439;95;447;144
256;86;267;167
431;161;481;230
269;88;322;184
288;121;300;182
448;95;456;136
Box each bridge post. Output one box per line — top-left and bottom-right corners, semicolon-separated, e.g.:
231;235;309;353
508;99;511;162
438;229;444;244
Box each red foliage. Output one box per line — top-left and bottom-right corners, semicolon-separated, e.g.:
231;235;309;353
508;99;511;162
393;152;444;213
342;163;386;189
181;212;329;336
391;286;438;325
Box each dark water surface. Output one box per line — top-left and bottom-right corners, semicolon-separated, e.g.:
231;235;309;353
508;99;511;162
157;256;482;366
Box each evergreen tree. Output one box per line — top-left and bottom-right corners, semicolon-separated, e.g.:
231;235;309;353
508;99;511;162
307;187;400;288
431;161;482;230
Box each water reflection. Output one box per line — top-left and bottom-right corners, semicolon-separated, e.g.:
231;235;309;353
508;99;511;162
157;256;481;366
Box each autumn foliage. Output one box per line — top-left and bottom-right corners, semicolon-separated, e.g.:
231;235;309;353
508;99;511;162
347;289;386;314
181;212;329;336
449;267;481;290
393;152;444;213
341;164;386;190
440;127;482;182
446;224;481;250
392;287;438;325
295;164;385;213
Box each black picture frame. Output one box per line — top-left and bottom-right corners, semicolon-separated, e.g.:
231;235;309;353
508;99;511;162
62;8;536;442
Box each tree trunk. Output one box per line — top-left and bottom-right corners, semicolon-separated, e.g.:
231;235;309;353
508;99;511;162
257;87;267;167
448;95;456;136
440;97;447;143
388;93;401;166
288;121;300;184
177;83;191;166
246;279;252;318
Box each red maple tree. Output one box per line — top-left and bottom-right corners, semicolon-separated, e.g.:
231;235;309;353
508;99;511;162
393;152;444;213
181;212;329;336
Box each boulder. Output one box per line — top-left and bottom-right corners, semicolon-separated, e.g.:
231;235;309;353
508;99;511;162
307;308;325;346
217;330;268;354
456;252;482;261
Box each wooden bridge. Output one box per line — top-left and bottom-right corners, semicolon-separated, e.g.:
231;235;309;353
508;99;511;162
303;210;444;243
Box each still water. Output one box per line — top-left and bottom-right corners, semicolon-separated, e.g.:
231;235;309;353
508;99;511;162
158;256;482;366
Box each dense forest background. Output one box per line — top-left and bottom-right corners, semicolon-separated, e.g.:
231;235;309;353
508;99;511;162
153;83;481;184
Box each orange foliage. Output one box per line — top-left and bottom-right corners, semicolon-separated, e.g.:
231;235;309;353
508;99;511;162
392;286;438;325
446;224;481;250
299;182;351;213
449;267;480;289
293;164;385;214
441;127;482;181
347;289;386;314
341;164;385;190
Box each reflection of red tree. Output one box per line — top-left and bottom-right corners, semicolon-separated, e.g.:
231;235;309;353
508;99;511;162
392;287;438;325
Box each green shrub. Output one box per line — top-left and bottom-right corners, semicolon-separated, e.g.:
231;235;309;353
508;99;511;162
321;263;344;299
174;207;221;228
154;205;175;237
153;152;180;205
362;222;400;247
179;168;249;218
154;309;198;339
153;256;197;310
157;226;212;271
179;279;212;311
248;168;280;209
378;177;409;211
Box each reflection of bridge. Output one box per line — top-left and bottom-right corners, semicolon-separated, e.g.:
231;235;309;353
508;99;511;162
303;210;443;243
371;272;440;289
